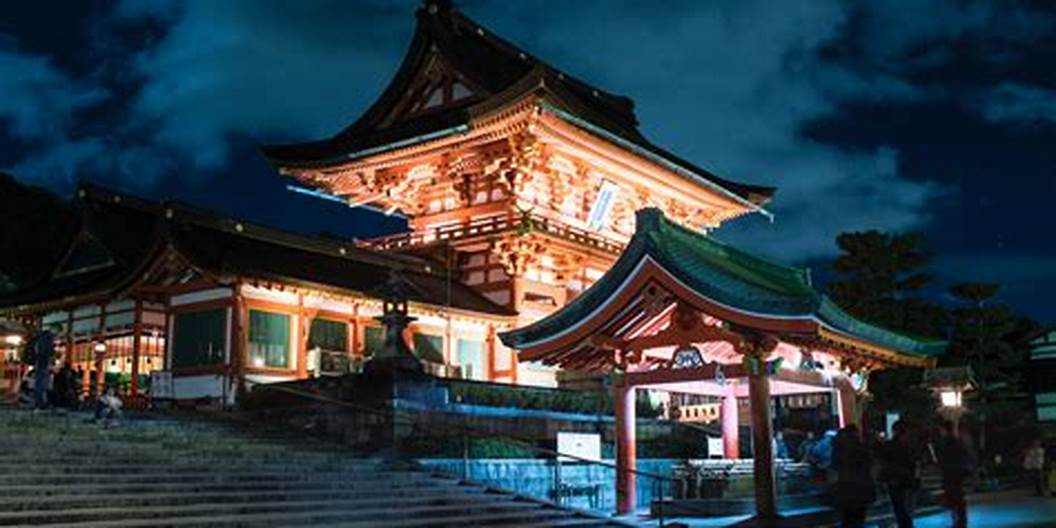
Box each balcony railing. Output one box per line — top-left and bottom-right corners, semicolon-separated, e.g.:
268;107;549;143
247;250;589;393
360;212;626;255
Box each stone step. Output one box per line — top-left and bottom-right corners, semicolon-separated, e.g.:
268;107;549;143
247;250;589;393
0;456;378;468
0;496;547;526
0;463;400;475
0;478;480;498
0;488;516;513
19;503;578;528
498;518;617;528
0;471;447;487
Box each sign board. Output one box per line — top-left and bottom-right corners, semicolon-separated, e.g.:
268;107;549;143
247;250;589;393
885;412;901;439
557;432;601;463
150;370;174;400
707;436;724;459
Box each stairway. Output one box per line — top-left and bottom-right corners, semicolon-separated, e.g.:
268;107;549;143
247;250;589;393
0;406;625;527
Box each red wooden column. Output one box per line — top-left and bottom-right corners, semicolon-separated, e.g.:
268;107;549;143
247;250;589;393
94;303;107;397
835;375;858;429
231;283;247;398
740;335;779;520
614;378;637;514
130;300;143;397
722;388;740;459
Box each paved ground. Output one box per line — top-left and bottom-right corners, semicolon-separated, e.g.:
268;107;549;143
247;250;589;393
628;489;1056;527
913;489;1056;528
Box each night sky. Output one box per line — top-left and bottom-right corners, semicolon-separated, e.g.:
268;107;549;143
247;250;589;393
2;1;1055;322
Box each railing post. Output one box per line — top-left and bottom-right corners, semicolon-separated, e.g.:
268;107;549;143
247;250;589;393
554;455;562;506
656;478;665;527
461;433;469;480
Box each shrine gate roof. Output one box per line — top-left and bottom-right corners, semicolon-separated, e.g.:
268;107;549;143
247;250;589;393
500;208;945;369
262;0;774;207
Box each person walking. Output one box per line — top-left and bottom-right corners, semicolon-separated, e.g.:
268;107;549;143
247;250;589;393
934;421;971;528
880;421;921;528
831;425;876;528
1024;439;1046;496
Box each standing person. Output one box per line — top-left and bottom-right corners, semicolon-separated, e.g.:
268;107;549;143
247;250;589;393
54;362;74;409
881;421;921;528
831;425;876;528
934;421;971;528
1024;439;1046;496
799;431;818;462
30;325;58;409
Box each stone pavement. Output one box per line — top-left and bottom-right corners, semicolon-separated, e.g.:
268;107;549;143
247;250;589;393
912;489;1056;528
627;488;1054;527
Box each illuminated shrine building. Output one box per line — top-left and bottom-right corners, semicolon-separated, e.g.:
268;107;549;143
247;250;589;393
264;0;774;383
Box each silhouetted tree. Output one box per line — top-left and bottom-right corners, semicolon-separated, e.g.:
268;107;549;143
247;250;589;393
828;230;947;338
946;282;1036;455
827;230;948;430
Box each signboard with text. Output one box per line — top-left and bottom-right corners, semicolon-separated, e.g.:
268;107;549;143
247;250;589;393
557;432;601;463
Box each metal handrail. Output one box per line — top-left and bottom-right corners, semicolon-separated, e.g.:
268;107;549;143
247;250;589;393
252;382;693;524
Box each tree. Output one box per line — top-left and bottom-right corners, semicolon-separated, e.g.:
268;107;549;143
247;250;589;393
828;230;946;338
827;230;948;430
946;282;1035;456
0;173;74;291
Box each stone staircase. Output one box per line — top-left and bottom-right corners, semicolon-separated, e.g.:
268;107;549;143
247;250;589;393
0;406;625;527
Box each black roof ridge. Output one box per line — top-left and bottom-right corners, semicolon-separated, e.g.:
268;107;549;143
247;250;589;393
75;183;440;277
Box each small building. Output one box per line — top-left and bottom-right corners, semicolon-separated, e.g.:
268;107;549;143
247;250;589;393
499;208;944;517
0;187;516;402
1028;328;1056;425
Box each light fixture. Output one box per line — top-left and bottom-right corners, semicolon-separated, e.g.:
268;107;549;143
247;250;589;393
93;342;106;354
940;390;962;408
3;335;22;346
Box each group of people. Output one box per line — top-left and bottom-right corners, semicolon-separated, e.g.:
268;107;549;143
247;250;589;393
18;324;123;425
828;420;974;528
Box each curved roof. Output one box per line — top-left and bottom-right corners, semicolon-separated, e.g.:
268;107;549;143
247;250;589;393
500;208;945;367
0;185;515;319
262;0;774;207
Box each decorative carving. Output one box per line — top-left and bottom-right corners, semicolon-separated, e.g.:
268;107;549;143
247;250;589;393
670;345;705;369
490;232;548;277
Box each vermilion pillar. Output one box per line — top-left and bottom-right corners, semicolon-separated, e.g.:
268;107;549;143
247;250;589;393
130;300;142;397
722;390;740;459
615;381;637;514
747;358;777;519
836;376;858;429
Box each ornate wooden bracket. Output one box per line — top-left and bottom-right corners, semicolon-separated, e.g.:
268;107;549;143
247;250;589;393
490;232;547;277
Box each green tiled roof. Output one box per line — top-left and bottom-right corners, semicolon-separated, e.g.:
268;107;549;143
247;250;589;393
500;208;945;359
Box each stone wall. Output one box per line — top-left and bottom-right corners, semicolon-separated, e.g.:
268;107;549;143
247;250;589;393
418;458;678;512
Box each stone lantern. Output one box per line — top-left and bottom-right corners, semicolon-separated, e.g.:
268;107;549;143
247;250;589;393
924;365;976;434
363;271;424;376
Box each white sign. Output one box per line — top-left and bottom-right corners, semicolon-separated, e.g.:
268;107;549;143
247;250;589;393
557;432;601;463
150;370;174;400
707;436;725;459
885;412;901;439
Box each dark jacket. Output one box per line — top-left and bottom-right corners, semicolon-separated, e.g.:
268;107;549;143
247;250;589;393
832;431;876;509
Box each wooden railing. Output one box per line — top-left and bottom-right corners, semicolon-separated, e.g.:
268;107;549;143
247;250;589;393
361;212;626;255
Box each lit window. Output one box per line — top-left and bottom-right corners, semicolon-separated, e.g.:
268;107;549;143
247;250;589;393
248;310;290;369
171;309;225;368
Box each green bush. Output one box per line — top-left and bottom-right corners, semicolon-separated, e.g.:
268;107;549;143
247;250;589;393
448;380;662;417
403;434;540;458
